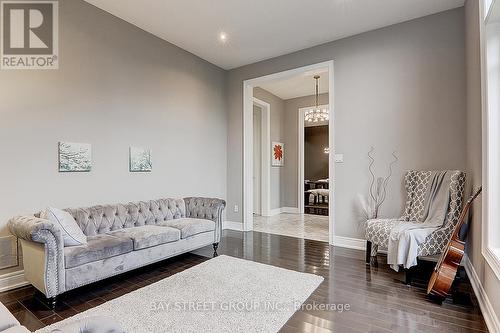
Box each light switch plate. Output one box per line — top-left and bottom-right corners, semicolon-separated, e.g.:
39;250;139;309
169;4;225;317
335;154;344;163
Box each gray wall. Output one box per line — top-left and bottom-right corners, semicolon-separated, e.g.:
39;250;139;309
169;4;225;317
305;126;329;181
253;87;285;209
0;0;227;240
283;93;329;208
227;8;466;239
465;0;500;321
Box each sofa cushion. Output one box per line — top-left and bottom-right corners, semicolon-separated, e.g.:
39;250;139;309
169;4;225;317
158;218;215;239
64;234;133;269
50;316;125;333
108;225;180;250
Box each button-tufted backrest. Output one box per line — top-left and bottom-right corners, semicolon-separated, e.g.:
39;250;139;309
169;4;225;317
402;170;433;221
64;198;186;236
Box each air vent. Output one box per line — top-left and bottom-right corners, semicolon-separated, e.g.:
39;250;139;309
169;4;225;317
0;235;18;270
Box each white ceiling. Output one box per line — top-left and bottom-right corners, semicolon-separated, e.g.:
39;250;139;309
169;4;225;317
84;0;465;70
258;68;329;100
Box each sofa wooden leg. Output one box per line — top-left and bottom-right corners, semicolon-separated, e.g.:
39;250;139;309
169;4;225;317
45;296;57;309
366;241;372;264
212;243;219;257
52;296;58;309
35;291;57;309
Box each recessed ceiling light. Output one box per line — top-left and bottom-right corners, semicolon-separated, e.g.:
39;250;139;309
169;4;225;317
219;32;228;43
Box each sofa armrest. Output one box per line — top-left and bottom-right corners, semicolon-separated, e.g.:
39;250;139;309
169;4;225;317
8;215;62;244
8;216;65;297
50;316;125;333
184;197;226;243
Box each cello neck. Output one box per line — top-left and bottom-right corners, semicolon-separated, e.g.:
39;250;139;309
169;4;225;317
451;187;482;241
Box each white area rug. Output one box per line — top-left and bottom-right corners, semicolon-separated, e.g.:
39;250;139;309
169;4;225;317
37;255;323;333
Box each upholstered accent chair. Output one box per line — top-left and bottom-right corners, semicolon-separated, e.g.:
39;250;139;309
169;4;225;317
365;170;466;264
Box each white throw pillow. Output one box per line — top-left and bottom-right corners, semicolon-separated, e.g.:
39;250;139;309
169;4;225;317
40;207;87;247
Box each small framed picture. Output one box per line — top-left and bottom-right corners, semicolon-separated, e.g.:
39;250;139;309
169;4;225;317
59;142;92;172
129;146;152;172
272;142;284;167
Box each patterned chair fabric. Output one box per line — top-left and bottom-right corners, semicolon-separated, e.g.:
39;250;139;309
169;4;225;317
365;170;466;257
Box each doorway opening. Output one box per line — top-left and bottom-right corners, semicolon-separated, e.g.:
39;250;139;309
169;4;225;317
299;102;330;216
242;61;335;244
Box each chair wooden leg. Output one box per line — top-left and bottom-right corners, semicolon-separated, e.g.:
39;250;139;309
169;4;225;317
366;241;372;264
405;268;413;285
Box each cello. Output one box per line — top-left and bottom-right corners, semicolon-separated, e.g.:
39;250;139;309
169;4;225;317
427;186;482;298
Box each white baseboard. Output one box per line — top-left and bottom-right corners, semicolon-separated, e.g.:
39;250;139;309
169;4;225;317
282;207;299;214
266;207;299;216
464;255;500;333
332;236;366;251
223;221;243;231
0;270;28;293
268;208;281;216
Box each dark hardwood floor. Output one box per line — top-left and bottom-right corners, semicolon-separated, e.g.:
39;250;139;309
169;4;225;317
0;230;488;332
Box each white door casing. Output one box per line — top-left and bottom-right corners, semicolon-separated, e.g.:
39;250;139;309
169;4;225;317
242;60;335;244
253;105;262;215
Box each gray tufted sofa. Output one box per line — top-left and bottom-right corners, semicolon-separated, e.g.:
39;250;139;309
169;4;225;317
8;197;225;304
1;300;124;333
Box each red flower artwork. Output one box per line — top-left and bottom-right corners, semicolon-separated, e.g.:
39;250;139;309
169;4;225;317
273;144;283;161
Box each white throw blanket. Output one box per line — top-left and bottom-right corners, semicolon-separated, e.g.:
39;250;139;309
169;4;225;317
387;171;452;271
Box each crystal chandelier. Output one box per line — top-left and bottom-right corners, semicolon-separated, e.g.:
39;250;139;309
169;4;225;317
304;75;329;123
